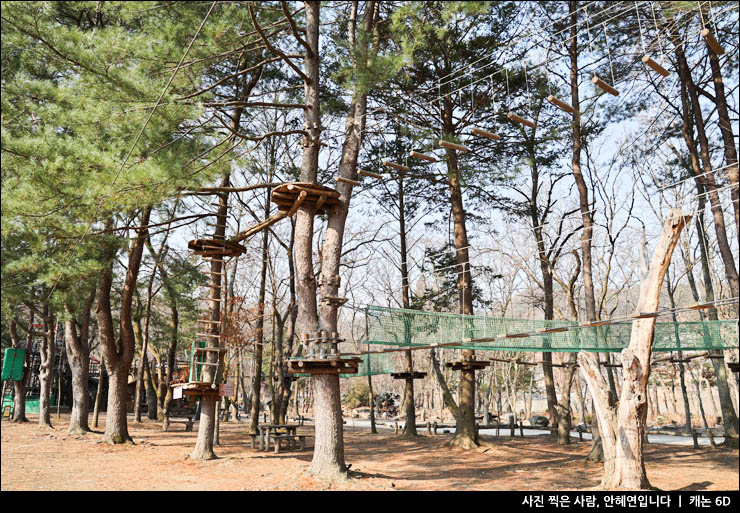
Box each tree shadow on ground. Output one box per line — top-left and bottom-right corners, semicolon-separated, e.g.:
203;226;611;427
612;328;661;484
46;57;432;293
676;481;715;491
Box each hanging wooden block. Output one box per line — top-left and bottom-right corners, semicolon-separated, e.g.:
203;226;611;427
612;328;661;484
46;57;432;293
546;95;575;114
592;75;619;96
337;176;361;186
358;169;382;179
471;127;501;140
383;160;410;172
409;150;438;162
641;56;669;77
700;29;725;55
506;112;536;129
438;140;469;152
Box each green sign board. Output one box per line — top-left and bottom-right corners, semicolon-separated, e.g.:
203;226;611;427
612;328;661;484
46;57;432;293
1;348;26;381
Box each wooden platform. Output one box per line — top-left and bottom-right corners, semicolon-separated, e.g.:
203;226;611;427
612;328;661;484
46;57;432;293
172;382;220;398
288;357;363;375
391;372;427;380
271;183;340;214
188;238;246;257
445;360;490;371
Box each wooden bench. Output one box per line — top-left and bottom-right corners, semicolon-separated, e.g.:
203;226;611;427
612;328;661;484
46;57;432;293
165;407;194;431
247;433;259;449
273;434;307;453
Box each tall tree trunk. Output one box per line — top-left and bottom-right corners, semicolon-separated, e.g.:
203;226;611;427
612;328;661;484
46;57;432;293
306;1;378;481
568;0;606;462
37;305;55;429
191;173;229;460
8;317;31;423
703;29;739;232
673;26;739;310
145;358;158;420
444;136;478;449
64;296;93;434
593;210;689;490
397;173;418;436
249;190;270;434
93;358;106;428
674;43;739;446
96;207;151;444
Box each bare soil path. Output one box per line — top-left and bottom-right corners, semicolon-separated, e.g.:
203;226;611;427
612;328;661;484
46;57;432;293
2;414;737;491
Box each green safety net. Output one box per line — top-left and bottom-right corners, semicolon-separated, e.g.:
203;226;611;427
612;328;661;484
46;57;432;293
365;305;739;353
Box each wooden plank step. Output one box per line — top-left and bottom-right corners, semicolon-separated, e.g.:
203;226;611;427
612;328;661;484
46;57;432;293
409;150;437;162
358;169;383;179
438;140;469;152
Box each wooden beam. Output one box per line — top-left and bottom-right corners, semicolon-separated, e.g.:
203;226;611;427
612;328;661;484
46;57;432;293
641;55;669;77
358;169;382;179
546;95;575;114
337;176;361;186
383;161;410;172
286;190;308;217
701;29;725;55
685;302;715;310
471;127;501;140
315;193;328;212
537;326;570;334
409;150;438;162
592;75;619;96
438;140;469;152
507;112;536;129
630;312;659;319
580;320;611;327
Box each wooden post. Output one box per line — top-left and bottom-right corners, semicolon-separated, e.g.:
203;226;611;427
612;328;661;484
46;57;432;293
426;421;431;436
510;416;515;437
519;421;524;437
394;421;398;434
692;429;699;449
432;421;438;435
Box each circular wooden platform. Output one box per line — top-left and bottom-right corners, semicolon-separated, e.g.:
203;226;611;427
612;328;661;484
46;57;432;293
188;238;246;257
271;182;340;213
445;360;491;371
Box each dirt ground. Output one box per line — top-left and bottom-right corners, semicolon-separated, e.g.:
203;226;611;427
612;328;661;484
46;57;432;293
2;413;738;491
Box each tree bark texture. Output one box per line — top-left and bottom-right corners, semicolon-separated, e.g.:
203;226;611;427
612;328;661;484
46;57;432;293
584;210;690;490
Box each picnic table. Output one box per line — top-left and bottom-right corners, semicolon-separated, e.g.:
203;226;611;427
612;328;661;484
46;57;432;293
256;424;302;452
